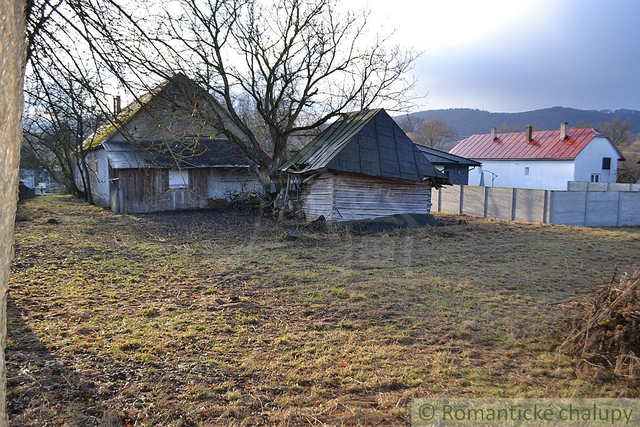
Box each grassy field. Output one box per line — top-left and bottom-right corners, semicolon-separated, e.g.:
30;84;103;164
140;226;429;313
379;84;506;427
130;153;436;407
7;195;640;426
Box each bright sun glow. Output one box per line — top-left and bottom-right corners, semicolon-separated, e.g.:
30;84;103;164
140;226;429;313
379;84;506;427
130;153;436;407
348;0;539;50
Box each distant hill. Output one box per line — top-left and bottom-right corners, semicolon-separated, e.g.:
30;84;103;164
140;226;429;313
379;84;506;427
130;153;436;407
395;107;640;140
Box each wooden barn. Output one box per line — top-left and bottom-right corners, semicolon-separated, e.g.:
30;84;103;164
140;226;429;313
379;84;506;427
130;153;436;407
281;109;448;222
77;74;263;213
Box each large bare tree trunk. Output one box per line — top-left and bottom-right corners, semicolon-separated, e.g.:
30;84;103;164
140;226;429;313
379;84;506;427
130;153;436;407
0;0;27;424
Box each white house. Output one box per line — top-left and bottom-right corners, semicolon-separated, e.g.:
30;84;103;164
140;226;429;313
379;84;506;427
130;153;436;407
450;123;625;190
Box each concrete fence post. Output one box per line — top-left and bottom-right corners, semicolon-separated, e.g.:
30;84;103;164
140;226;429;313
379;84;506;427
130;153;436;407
483;186;489;218
511;188;517;221
616;191;622;227
542;190;553;224
583;191;589;226
459;185;464;214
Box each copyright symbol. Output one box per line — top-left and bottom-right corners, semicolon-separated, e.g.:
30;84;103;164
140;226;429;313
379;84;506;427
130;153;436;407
419;404;436;420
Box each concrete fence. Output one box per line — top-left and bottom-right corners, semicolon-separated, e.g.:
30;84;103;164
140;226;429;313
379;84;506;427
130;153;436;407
432;185;640;227
567;181;640;192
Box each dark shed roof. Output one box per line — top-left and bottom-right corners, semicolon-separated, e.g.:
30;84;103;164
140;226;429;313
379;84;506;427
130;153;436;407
415;145;482;167
104;138;250;169
281;109;447;183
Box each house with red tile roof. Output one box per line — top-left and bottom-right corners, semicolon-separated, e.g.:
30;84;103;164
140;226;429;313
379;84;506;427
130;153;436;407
450;123;624;190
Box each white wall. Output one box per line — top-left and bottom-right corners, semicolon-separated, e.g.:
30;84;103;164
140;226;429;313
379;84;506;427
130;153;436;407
467;159;574;190
207;169;263;200
573;136;620;183
82;148;111;205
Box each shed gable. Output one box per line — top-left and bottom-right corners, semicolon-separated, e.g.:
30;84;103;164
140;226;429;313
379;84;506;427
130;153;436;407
282;108;446;184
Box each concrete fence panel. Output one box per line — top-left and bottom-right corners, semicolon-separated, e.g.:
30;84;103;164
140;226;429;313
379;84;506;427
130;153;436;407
618;192;640;226
549;192;587;226
439;185;462;214
584;191;620;227
462;186;485;216
485;187;513;220
514;188;548;223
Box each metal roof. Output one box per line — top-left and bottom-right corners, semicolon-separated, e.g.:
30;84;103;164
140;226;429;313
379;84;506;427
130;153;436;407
281;109;447;183
415;145;481;167
450;128;624;160
104;138;250;169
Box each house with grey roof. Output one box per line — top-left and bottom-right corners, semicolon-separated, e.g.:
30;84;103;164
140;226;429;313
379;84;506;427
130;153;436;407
415;145;481;185
77;74;263;213
280;109;448;222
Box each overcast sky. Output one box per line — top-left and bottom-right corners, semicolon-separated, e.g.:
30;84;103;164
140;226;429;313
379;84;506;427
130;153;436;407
354;0;640;112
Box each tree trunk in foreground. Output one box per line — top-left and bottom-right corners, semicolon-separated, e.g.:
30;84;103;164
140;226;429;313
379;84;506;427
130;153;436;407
0;0;26;424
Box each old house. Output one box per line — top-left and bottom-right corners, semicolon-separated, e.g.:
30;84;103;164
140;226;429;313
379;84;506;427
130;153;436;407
415;145;481;185
78;74;263;213
451;123;625;190
280;109;448;222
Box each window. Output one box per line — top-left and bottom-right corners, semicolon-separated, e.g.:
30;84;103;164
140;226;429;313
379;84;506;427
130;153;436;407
524;167;530;176
602;157;611;170
169;169;189;188
591;174;601;183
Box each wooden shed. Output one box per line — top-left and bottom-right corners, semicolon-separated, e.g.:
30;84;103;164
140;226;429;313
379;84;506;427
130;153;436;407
415;145;481;185
77;74;263;213
280;109;448;222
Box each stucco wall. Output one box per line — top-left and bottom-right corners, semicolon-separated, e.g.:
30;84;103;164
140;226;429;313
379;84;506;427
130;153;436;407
468;159;574;190
206;169;263;200
573;136;620;183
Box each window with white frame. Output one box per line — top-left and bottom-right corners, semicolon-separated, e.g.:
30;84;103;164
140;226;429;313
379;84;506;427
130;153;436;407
590;173;601;183
169;169;189;188
524;167;530;176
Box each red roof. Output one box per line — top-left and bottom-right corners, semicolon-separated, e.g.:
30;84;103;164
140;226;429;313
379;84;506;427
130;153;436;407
450;128;618;160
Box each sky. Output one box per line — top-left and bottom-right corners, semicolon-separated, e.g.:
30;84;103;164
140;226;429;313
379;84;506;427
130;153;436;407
351;0;640;113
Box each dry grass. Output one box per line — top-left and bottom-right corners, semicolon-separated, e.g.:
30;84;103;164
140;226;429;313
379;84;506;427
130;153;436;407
562;267;640;382
7;195;640;426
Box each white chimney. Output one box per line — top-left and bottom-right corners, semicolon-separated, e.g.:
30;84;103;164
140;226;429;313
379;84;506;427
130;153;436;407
560;122;568;139
491;127;497;140
525;125;533;141
113;95;122;116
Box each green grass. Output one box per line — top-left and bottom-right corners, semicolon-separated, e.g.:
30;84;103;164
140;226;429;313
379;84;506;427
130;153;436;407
6;195;640;426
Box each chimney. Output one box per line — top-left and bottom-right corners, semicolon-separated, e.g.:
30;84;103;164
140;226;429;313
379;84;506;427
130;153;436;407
113;95;122;116
491;127;497;140
560;122;568;139
525;125;533;141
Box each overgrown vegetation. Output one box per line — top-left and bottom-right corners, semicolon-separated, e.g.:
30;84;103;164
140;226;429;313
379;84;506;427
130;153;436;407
8;196;640;426
562;267;640;382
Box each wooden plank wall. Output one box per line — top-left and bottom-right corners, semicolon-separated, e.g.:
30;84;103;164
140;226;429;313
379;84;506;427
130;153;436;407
111;168;263;213
300;174;334;221
301;171;432;222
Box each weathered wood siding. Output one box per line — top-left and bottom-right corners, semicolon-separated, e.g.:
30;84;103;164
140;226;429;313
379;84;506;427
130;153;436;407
111;168;263;213
300;174;334;220
301;172;432;222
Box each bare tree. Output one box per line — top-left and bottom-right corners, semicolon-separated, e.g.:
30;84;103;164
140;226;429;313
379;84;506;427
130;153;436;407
497;123;519;133
73;0;421;193
23;68;106;203
599;116;633;147
399;114;424;134
0;0;26;423
409;118;457;150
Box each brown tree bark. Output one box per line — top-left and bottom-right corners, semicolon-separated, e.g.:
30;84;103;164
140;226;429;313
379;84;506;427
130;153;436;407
0;0;27;424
